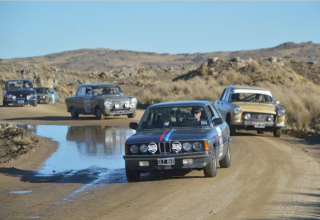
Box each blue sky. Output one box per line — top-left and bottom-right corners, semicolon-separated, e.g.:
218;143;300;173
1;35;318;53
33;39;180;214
0;1;319;59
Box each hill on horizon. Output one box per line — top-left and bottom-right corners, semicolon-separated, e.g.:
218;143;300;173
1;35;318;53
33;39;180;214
9;41;320;72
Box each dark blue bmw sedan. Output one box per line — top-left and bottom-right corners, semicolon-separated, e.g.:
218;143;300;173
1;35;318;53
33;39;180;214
123;100;231;182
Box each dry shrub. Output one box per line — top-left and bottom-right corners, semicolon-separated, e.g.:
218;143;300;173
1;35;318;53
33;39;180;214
13;136;31;145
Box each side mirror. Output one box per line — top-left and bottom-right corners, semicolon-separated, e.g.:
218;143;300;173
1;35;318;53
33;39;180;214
212;118;223;126
129;122;138;130
276;101;280;105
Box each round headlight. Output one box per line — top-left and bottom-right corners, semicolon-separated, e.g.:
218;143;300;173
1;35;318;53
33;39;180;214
131;98;137;104
267;115;274;122
140;144;148;153
124;101;130;108
114;103;120;109
234;106;242;115
183;142;192;151
244;113;251;120
12;95;16;100
130;145;139;154
148;142;157;154
278;109;285;117
192;142;203;151
6;94;12;98
26;95;30;100
172;142;182;153
104;101;112;107
42;96;45;98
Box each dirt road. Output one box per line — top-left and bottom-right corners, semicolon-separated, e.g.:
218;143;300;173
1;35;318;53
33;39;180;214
0;104;319;220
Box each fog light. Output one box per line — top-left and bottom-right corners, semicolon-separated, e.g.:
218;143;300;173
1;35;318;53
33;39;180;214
183;159;193;164
124;103;130;108
267;115;274;122
139;161;149;167
244;113;251;120
114;103;120;109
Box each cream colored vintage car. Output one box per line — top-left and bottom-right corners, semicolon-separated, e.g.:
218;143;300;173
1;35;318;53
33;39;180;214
214;86;286;137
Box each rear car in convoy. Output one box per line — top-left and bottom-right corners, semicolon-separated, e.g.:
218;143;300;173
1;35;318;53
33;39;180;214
65;83;137;120
35;87;60;104
2;79;37;107
214;86;286;137
123;101;231;182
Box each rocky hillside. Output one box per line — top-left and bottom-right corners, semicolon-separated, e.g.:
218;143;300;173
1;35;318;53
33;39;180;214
10;41;320;72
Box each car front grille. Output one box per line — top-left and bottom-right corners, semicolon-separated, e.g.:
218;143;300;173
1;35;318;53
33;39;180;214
243;112;276;122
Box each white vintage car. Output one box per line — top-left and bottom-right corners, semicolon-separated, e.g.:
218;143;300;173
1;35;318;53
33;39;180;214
214;86;286;137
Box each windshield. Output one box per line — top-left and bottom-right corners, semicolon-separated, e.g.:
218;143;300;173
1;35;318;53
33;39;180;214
36;88;50;93
229;93;273;103
93;86;122;97
5;80;34;90
139;106;210;130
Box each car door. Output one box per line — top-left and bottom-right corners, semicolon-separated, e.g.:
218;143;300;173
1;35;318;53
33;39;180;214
217;88;230;120
208;104;228;157
84;87;92;114
215;88;226;115
75;87;86;113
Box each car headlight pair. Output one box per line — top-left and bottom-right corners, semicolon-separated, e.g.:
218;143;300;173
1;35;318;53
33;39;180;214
183;142;203;151
277;108;285;117
234;106;242;115
6;94;16;100
130;144;148;153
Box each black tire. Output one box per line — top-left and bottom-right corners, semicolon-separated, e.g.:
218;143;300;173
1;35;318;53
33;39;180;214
127;111;136;118
70;107;79;119
219;142;231;168
203;150;217;178
33;101;37;107
95;106;104;120
3;100;8;107
274;128;282;137
125;163;141;182
227;114;236;135
257;130;265;134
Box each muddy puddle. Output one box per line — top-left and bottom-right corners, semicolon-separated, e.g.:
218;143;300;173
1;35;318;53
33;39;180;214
2;123;135;185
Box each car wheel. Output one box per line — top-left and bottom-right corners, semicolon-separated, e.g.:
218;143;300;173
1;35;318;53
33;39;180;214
203;151;217;178
257;130;264;134
125;163;141;182
127;111;136;118
95;106;104;120
227;114;236;135
219;142;231;168
33;101;37;107
274;128;282;137
70;107;79;119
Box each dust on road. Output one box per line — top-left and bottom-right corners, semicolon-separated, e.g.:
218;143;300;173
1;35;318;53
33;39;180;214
0;104;319;220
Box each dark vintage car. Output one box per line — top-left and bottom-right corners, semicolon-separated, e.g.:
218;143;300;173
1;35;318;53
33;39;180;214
123;100;231;182
65;83;137;120
2;79;37;107
35;87;60;104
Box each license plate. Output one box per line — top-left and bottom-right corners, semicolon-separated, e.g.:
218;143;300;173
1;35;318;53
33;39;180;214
157;158;175;165
18;100;24;104
254;122;265;128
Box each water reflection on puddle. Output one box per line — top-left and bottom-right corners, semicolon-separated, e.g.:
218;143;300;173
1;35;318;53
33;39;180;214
10;123;135;177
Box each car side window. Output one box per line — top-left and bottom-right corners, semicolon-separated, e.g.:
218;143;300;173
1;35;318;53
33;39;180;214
209;104;222;119
222;88;230;101
77;87;86;97
219;89;226;101
206;105;215;118
85;87;92;97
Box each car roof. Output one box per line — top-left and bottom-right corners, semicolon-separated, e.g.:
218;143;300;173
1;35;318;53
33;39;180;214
36;87;51;88
80;83;119;87
226;85;270;91
6;79;32;82
149;100;212;108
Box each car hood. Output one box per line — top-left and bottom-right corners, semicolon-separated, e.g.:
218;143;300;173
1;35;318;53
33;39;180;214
232;102;277;114
97;95;135;101
126;128;212;144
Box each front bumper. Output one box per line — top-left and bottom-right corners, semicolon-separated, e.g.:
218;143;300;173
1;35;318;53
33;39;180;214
104;108;136;116
231;121;286;130
5;98;36;105
124;151;212;171
37;98;50;104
